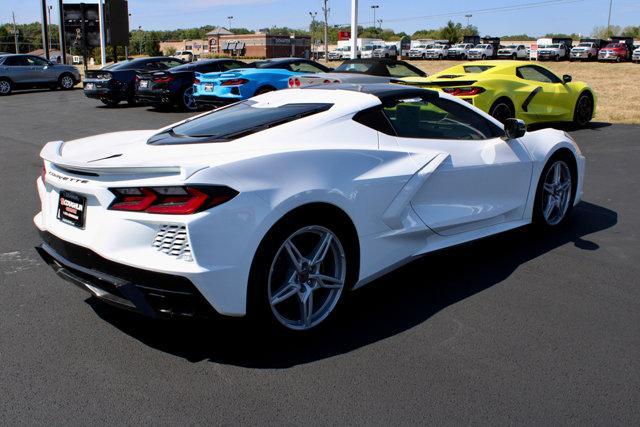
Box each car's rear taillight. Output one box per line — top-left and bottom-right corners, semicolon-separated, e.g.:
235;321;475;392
194;77;201;84
443;86;485;96
288;77;294;87
108;186;238;215
221;78;249;86
153;74;174;84
41;162;46;183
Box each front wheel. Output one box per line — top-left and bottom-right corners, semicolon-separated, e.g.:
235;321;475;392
58;73;75;90
0;78;13;95
250;217;353;332
573;92;593;127
481;54;486;60
533;157;574;227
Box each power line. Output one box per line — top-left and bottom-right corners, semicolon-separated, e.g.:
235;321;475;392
336;0;591;27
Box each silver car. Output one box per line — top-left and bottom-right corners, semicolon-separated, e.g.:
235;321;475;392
0;54;81;95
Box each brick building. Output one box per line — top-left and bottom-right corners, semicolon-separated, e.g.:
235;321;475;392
208;32;311;58
159;39;208;56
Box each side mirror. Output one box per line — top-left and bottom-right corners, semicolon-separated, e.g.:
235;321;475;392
503;118;526;139
562;74;572;84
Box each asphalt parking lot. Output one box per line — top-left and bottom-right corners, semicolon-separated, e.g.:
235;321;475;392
1;89;639;425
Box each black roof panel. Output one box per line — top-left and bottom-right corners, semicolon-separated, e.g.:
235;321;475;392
309;83;438;102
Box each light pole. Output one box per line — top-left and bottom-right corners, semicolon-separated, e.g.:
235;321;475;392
377;19;382;31
48;5;53;53
125;13;131;58
322;0;329;62
465;14;472;26
227;16;234;30
138;26;143;55
309;11;317;58
350;0;358;59
370;5;378;31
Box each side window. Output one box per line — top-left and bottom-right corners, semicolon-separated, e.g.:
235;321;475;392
381;97;501;140
516;65;561;83
145;61;160;69
352;107;396;135
3;56;25;66
385;63;422;78
27;56;49;66
164;60;184;69
289;61;325;73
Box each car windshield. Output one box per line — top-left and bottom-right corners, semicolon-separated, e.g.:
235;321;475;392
505;45;518;49
334;62;373;73
452;44;466;48
463;65;494;73
362;46;374;51
577;43;592;47
475;44;488;49
605;43;621;48
149;101;333;143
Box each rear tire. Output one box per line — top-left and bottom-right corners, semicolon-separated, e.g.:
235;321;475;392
0;78;12;96
533;154;575;227
58;73;75;90
489;98;515;123
180;86;197;111
573;92;594;127
248;213;355;333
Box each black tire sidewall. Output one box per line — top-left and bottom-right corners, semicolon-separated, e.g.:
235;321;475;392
0;78;12;95
533;154;575;227
573;93;593;127
59;73;75;90
489;98;515;123
247;213;356;334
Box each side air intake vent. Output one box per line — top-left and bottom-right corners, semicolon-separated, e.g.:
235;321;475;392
152;225;192;262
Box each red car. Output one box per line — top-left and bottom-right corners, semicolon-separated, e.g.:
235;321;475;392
598;43;629;62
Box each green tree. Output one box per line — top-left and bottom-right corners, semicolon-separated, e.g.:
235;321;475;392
622;25;640;38
439;20;463;44
592;25;621;39
462;25;479;37
164;46;176;56
144;32;161;56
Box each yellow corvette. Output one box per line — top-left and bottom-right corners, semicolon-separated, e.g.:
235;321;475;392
398;61;596;126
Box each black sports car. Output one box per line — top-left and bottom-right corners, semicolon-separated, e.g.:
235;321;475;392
83;57;185;106
135;59;247;111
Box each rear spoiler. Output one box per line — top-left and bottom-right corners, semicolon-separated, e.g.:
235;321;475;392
40;140;200;178
391;79;477;87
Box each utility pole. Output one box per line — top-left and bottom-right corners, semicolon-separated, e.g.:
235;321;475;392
350;0;357;59
12;11;19;53
40;0;50;60
322;0;329;62
227;16;234;30
58;0;66;64
98;0;106;65
607;0;613;36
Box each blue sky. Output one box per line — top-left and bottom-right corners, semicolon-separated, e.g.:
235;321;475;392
3;0;639;37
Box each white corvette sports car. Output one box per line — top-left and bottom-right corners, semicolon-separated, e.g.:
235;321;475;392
35;84;585;331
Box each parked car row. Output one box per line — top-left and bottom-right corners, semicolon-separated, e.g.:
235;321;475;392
0;53;80;95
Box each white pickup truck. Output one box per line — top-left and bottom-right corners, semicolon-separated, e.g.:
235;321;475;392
425;44;450;59
497;44;528;59
633;47;640;63
372;44;398;59
328;46;359;60
408;44;434;59
570;42;599;61
447;43;475;59
466;44;494;60
537;43;569;61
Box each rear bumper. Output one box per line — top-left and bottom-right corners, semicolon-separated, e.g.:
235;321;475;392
36;231;215;318
193;94;236;106
135;90;176;105
83;86;123;101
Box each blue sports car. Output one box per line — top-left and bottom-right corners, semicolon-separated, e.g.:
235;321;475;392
192;57;331;106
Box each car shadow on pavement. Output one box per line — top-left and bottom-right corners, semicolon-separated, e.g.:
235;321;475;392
89;201;617;368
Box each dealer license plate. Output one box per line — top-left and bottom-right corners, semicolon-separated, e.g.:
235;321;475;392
204;83;213;92
85;83;95;90
57;190;87;229
139;80;149;88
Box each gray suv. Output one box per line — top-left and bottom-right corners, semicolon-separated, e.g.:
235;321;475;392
0;54;81;95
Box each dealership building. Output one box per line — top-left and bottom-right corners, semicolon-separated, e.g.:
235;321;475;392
207;29;311;58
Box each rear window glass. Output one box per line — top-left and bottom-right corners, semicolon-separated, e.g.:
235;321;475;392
148;101;332;144
462;65;493;73
334;62;373;73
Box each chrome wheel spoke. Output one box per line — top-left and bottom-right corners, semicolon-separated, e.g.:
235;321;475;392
271;282;299;305
543;183;555;194
552;163;562;184
310;232;332;265
310;273;343;289
284;240;305;273
544;197;556;219
299;288;314;327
